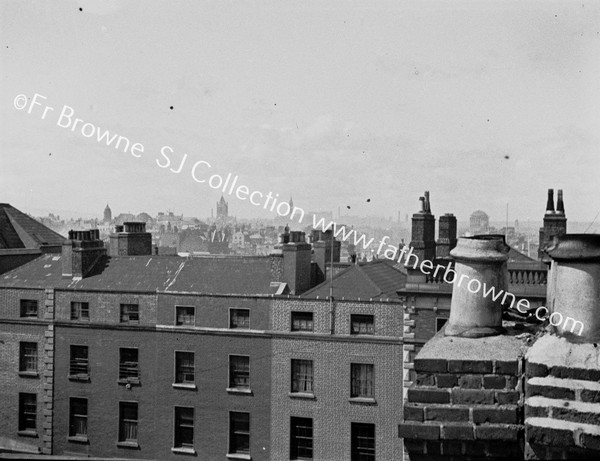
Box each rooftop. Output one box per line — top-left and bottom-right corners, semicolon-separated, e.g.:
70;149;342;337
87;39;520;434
0;203;65;249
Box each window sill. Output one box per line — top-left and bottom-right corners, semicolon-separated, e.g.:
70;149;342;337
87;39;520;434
288;392;316;400
171;447;196;455
226;454;251;460
18;371;39;378
18;430;38;438
68;435;89;444
118;378;140;386
117;441;139;449
172;383;197;390
226;387;252;395
349;397;377;405
68;375;90;382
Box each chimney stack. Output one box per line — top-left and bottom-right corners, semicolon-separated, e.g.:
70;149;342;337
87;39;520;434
445;235;509;337
556;189;565;215
436;213;457;258
545;188;555;214
109;222;152;256
62;229;106;278
539;189;567;260
410;192;436;263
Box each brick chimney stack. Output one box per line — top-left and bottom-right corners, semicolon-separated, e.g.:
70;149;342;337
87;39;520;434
62;229;106;278
538;189;567;261
109;222;152;256
271;228;313;295
409;191;436;263
437;213;458;258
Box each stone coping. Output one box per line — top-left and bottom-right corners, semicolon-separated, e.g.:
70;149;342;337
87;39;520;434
526;334;600;370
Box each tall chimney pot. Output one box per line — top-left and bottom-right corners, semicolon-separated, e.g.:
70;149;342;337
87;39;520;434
445;235;509;338
545;233;600;342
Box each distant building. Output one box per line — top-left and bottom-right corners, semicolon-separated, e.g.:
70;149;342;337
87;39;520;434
469;209;489;235
103;204;112;224
216;195;228;220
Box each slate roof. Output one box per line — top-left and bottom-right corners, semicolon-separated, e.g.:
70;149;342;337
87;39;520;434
0;254;275;294
301;258;406;300
0;203;65;249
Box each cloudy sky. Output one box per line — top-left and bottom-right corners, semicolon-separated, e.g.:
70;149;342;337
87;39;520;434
1;0;599;226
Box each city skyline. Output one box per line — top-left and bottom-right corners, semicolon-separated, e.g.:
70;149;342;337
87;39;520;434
2;1;599;227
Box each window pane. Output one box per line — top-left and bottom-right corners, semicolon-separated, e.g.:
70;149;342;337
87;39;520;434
69;345;89;376
290;417;313;460
19;393;37;431
176;306;195;326
175;351;195;383
69;398;87;437
291;312;313;332
351;423;375;461
119;348;139;380
351;364;374;398
230;309;250;329
229;356;250;389
351;315;374;335
119;402;138;442
120;304;139;323
19;342;37;372
291;359;313;393
20;300;38;318
71;302;90;320
229;412;250;454
174;407;194;448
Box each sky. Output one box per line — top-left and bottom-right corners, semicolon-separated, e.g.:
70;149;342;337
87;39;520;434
1;0;599;227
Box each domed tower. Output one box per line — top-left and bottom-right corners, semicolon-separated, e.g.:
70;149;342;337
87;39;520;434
103;204;112;224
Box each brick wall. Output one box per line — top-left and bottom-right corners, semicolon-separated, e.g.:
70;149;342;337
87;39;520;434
399;329;528;460
270;297;403;460
525;334;600;459
54;290;157;325
53;326;272;459
156;293;271;330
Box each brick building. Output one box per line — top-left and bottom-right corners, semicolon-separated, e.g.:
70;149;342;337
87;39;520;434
0;222;409;459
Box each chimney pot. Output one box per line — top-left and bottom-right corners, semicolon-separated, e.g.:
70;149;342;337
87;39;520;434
445;235;509;338
546;188;555;214
545;234;600;342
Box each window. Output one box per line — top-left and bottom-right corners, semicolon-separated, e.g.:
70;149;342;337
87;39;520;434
71;302;89;321
69;345;89;379
291;312;313;332
19;342;38;374
20;299;38;318
69;398;87;439
120;304;139;323
351;423;375;461
351;364;374;399
229;355;250;390
119;402;138;444
175;306;195;326
351;314;374;335
119;348;139;383
290;417;313;460
230;308;250;329
174;406;194;449
436;317;448;332
175;351;195;384
229;412;250;455
291;359;314;394
18;393;37;433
